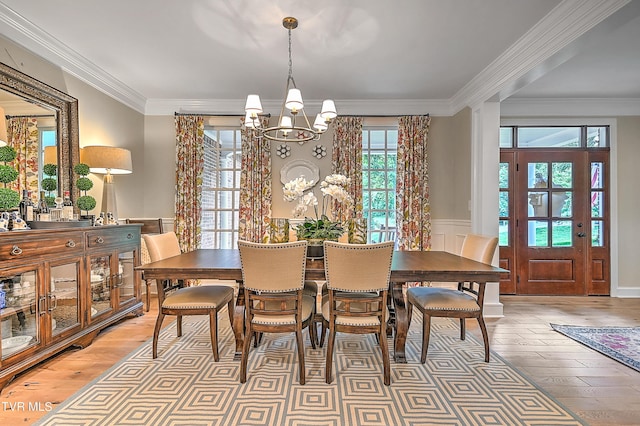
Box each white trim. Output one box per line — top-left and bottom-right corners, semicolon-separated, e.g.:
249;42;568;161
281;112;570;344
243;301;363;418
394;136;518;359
501;98;640;117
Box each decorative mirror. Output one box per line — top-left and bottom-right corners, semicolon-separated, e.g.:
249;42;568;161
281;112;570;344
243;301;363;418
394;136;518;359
0;62;80;202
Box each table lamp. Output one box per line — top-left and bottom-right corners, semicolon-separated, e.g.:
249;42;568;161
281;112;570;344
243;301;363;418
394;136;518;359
80;145;132;221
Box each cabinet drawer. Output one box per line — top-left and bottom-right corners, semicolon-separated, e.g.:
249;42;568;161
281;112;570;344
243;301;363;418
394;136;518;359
0;233;84;262
86;227;140;249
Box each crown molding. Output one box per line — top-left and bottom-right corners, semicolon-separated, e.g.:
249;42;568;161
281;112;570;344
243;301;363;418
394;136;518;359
145;98;454;117
450;0;631;113
501;97;640;117
0;3;146;112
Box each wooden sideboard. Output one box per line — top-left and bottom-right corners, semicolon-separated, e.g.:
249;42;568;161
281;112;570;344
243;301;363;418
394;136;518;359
0;224;143;392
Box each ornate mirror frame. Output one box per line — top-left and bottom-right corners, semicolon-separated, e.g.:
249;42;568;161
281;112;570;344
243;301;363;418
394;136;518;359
0;61;80;201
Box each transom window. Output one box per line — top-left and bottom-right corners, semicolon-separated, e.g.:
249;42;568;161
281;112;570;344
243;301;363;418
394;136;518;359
500;126;609;148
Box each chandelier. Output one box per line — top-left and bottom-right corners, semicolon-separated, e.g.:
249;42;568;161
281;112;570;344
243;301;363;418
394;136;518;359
244;17;337;142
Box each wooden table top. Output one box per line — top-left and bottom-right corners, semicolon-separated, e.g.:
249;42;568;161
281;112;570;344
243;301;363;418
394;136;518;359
137;249;507;283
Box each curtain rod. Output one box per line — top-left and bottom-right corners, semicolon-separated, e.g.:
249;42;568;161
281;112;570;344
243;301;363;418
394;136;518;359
6;114;56;118
173;112;428;118
174;112;272;118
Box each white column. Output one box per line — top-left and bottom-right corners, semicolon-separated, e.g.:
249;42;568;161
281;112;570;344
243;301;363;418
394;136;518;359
471;101;503;318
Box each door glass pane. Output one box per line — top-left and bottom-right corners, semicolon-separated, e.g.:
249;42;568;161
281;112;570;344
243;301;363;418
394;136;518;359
517;127;581;148
499;127;513;148
1;270;39;359
499;192;509;217
592;220;604;247
499;163;509;188
551;162;572;188
591;191;603;218
528;220;548;247
591;162;603;189
529;163;548;188
552;192;571;217
587;127;608;147
50;262;79;336
499;220;509;246
118;250;135;305
552;220;572;247
528;192;547;217
90;255;111;316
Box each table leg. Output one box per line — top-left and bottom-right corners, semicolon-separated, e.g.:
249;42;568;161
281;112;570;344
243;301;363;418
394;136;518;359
232;281;245;360
392;282;408;363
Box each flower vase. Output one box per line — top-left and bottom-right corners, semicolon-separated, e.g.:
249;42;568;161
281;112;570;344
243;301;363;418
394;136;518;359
269;218;290;243
306;238;325;259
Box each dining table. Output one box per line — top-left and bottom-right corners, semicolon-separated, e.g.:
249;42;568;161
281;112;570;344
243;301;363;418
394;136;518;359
136;249;506;363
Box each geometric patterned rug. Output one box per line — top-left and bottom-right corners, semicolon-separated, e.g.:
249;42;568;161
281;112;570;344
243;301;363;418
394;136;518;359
35;315;586;425
551;323;640;373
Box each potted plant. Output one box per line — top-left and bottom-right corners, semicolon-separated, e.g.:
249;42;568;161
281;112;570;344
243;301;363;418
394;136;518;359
41;163;57;206
74;163;96;222
283;173;353;258
0;146;20;216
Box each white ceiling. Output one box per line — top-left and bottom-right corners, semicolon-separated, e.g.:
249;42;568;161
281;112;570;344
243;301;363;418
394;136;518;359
0;0;639;116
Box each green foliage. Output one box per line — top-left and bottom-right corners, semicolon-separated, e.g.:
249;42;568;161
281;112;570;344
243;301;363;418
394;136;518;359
74;163;90;176
76;195;96;212
0;146;17;162
46;195;56;207
295;215;344;240
41;177;58;191
76;176;93;191
43;163;57;177
0;165;18;183
0;188;20;210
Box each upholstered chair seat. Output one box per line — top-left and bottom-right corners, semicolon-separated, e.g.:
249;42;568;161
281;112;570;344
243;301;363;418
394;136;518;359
407;287;480;312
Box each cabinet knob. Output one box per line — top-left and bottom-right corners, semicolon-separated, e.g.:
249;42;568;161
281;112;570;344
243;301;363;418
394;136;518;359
66;240;76;248
95;236;104;244
10;245;23;256
127;233;133;239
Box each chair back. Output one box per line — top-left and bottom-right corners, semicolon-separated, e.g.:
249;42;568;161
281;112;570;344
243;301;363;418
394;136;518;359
126;218;164;234
238;240;308;292
323;241;394;292
143;232;182;262
460;234;498;265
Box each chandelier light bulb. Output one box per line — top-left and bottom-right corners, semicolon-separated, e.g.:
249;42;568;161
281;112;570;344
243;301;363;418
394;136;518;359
244;113;257;128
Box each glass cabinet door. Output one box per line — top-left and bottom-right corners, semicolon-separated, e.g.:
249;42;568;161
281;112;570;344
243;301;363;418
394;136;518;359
117;250;136;307
89;255;112;318
49;261;80;336
1;268;39;360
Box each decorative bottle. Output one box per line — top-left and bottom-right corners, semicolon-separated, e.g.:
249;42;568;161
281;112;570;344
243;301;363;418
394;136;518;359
19;190;35;222
37;190;50;220
62;191;74;220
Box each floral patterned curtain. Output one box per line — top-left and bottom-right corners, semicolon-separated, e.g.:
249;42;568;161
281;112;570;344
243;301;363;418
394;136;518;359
8;117;39;194
239;117;271;242
331;116;363;221
174;115;204;253
396;115;431;251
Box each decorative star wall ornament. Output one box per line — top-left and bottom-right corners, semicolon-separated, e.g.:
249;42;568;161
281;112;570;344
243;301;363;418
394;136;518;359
276;144;291;158
312;144;327;159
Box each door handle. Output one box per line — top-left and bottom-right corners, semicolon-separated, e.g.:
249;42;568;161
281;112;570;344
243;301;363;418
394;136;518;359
577;232;585;237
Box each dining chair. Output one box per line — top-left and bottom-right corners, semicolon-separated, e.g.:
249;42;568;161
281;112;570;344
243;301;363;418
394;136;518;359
126;218;163;311
237;240;315;384
143;232;235;361
406;233;499;363
322;241;394;386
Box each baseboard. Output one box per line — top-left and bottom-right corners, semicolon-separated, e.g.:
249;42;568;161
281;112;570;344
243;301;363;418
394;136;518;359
612;287;640;298
483;302;505;318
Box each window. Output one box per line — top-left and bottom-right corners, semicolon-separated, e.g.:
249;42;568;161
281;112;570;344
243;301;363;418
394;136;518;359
362;127;397;243
201;128;242;249
499;125;609;148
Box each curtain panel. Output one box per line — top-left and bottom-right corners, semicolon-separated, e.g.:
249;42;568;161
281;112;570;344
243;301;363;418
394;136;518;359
396;115;431;251
239;117;271;242
331;116;363;221
174;115;204;253
8;117;39;194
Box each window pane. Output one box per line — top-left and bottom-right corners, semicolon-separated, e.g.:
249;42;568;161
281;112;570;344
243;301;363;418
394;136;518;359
499;220;509;246
499;192;509;217
591;191;603;218
553;192;571;217
592;220;604;246
529;163;548;188
528;192;547;217
591;162;603;189
499;127;513;148
551;162;572;188
552;220;572;247
499;162;509;188
587;127;608;147
528;220;548;247
517;127;581;148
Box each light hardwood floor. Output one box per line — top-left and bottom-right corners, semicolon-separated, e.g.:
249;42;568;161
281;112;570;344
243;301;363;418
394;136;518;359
1;296;639;425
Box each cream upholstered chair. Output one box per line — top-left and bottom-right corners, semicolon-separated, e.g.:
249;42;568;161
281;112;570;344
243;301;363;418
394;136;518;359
406;234;499;363
127;218;164;311
143;232;234;361
322;241;394;386
237;240;316;384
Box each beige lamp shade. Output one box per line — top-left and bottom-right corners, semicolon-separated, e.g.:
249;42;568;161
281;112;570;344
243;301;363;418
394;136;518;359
81;145;133;174
44;145;58;165
0;106;7;147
